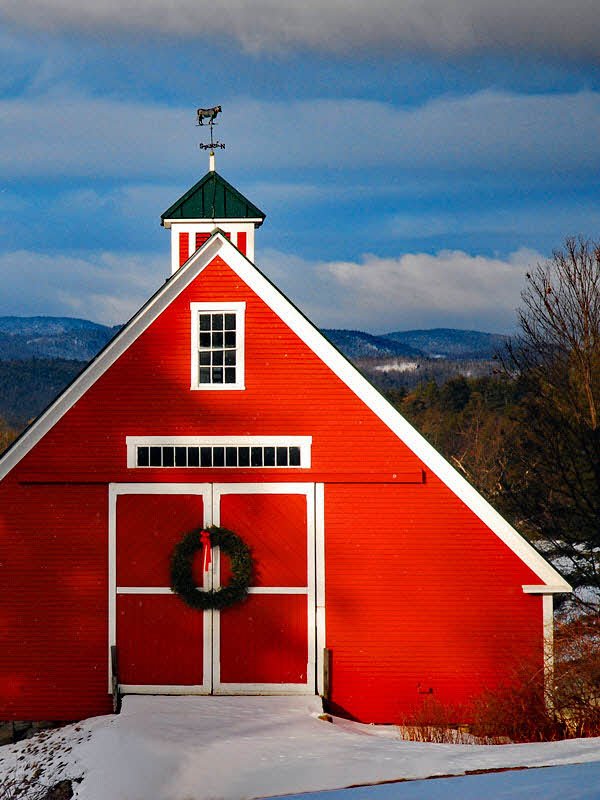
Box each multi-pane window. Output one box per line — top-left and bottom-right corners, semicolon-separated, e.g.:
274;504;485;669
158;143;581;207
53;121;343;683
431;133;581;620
126;437;312;469
198;312;237;385
191;302;245;390
135;444;303;468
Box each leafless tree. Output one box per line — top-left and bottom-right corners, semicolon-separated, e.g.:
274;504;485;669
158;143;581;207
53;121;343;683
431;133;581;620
511;236;600;428
501;237;600;608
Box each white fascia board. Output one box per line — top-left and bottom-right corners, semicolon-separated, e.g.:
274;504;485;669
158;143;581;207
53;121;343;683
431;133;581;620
0;235;223;481
210;237;572;592
163;218;263;229
522;584;572;594
0;232;572;593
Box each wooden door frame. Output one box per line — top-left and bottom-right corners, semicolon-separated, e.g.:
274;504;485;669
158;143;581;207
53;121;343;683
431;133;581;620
108;482;326;697
108;482;212;695
212;482;317;695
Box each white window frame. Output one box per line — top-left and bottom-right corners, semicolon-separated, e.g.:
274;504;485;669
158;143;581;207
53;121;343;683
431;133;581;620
190;302;245;390
126;435;312;469
107;481;324;696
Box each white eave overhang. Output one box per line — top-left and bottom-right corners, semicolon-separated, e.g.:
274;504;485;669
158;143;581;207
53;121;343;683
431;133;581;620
162;218;264;229
522;584;572;594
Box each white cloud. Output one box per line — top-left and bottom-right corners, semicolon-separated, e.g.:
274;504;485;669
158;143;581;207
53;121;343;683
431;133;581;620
259;247;540;332
0;244;537;332
2;1;600;58
0;250;166;325
2;90;600;180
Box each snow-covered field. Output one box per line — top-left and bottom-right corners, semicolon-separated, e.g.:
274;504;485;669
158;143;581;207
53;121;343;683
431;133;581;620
1;696;599;800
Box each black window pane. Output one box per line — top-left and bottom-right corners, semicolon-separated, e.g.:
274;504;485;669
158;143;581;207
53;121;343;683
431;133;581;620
225;447;237;466
264;447;275;466
224;368;236;384
199;368;211;383
199;351;211;365
212;350;224;366
289;447;301;466
251;447;263;467
212;367;224;383
200;447;212;467
224;313;236;329
224;350;236;365
212;313;224;329
199;314;211;331
213;447;225;467
238;447;250;467
212;332;223;348
276;447;288;466
140;442;305;469
224;331;236;347
150;447;162;467
199;332;211;348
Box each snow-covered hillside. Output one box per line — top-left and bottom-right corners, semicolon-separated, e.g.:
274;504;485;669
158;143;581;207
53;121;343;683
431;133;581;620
1;697;599;800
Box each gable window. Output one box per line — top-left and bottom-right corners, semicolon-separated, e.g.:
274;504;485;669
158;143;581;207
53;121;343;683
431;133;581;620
190;302;245;390
126;436;312;469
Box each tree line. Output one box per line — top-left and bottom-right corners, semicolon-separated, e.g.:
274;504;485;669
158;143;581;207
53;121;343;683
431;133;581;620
392;237;600;610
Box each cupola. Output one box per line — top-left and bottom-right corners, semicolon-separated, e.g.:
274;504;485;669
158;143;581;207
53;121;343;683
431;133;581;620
161;157;266;274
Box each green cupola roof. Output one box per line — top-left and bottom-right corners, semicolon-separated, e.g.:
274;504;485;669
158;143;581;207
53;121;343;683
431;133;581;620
161;170;265;226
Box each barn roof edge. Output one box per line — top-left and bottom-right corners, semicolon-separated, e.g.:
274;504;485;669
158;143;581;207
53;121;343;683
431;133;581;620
0;234;571;592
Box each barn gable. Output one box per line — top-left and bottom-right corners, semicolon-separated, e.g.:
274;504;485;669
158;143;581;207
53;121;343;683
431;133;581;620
0;231;569;593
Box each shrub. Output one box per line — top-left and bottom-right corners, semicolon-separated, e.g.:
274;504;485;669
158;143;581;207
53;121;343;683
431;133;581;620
400;612;600;744
471;612;600;742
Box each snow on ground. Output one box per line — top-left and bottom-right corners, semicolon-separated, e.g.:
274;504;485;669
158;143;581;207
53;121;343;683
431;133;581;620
1;696;600;800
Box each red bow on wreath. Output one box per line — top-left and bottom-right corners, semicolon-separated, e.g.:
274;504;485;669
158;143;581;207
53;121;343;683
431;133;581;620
200;529;212;572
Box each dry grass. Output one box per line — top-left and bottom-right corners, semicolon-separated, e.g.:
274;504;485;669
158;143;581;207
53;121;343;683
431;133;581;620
399;612;600;744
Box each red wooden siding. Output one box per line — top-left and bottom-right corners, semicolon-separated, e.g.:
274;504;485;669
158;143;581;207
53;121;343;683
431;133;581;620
0;479;112;720
217;491;310;685
0;254;546;721
219;595;307;683
179;232;190;267
14;257;425;484
195;233;210;251
117;595;204;686
116;494;204;587
219;493;307;587
115;493;207;687
324;483;543;723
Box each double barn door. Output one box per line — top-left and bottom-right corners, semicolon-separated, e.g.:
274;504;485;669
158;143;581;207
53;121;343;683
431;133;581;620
109;483;316;694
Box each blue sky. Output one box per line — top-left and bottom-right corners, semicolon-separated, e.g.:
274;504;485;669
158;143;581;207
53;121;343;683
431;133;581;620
1;2;600;333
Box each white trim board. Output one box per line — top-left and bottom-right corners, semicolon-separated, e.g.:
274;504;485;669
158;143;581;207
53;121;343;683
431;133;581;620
108;482;212;694
126;436;312;469
211;482;316;695
0;232;570;592
315;483;326;696
189;301;246;391
110;481;319;696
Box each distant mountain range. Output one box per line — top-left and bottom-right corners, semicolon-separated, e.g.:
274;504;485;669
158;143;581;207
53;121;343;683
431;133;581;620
0;317;121;361
322;327;508;361
0;317;510;429
0;317;509;362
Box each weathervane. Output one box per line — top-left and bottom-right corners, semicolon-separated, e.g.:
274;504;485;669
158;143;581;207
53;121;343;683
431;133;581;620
196;105;225;151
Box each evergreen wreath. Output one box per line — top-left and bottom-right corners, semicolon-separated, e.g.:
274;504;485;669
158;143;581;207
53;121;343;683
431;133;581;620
170;525;253;611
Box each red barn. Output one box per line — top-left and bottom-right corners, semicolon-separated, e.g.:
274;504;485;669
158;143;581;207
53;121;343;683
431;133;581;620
0;166;570;724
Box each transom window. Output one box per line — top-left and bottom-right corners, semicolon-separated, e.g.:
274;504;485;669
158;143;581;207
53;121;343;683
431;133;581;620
126;437;312;469
190;302;245;390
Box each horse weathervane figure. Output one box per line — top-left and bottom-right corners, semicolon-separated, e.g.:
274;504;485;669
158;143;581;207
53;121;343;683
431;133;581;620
197;105;225;171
